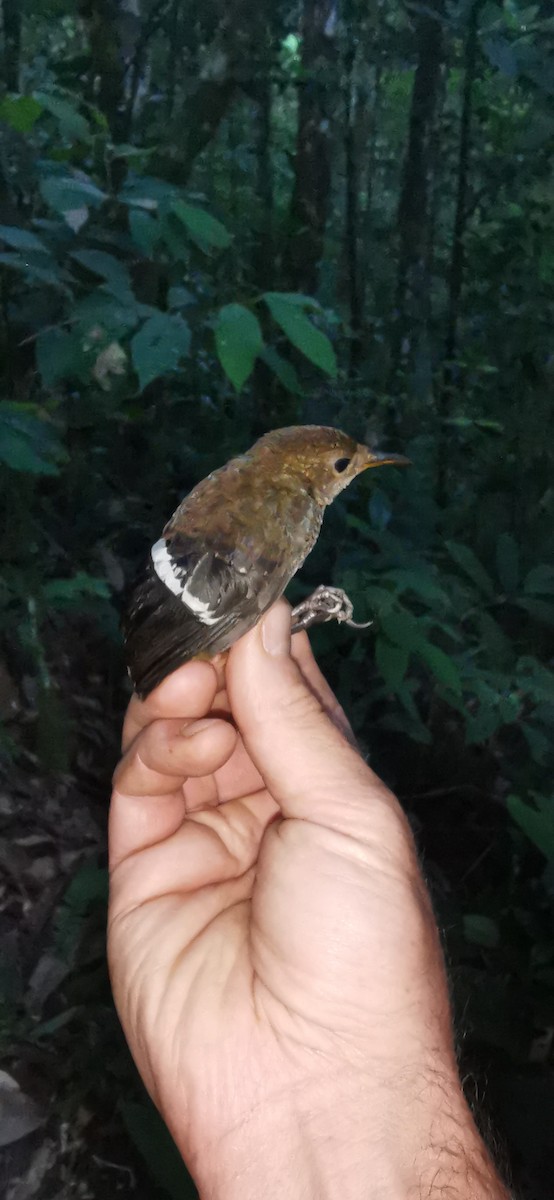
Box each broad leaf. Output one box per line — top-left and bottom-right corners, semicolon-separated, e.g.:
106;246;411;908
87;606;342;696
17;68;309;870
445;540;495;598
263;292;337;376
417;642;462;695
214;304;263;390
34;91;90;141
0;94;42;132
131;312;191;391
129;209;160;256
0;253;66;290
36;329;85;388
171;201;232;251
517;597;554;626
524;564;554;595
495;532;519;594
0;404;65;475
379;608;424;652
375;637;409;690
40;175;106;221
507;794;554;862
0;225;49;254
71;249;134;303
463;914;500;949
260;345;303;394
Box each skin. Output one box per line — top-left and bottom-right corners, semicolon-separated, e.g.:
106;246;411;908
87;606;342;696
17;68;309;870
109;601;510;1200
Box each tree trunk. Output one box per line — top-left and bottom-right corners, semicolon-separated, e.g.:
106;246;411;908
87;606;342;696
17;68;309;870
389;1;445;397
344;15;362;374
444;0;482;368
437;0;483;507
253;80;273;288
152;0;275;185
1;0;22;92
79;0;141;142
285;0;337;293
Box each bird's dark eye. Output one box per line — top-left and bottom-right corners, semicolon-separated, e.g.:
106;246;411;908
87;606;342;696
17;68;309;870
334;457;351;473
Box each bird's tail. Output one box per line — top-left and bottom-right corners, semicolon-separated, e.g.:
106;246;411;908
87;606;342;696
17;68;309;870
122;559;204;699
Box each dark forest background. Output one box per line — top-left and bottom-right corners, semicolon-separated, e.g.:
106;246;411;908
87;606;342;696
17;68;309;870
0;0;553;1196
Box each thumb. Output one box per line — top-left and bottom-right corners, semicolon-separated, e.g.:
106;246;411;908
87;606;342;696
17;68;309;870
226;601;392;833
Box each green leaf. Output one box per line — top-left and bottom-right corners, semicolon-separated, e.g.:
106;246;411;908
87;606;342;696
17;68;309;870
0;404;64;475
171;201;232;251
72;292;140;337
263;293;337;376
522;724;551;765
264;292;322;309
54;865;108;961
524;564;554;595
375;637;409;690
70;249;134;303
0;93;43;132
463;914;500;949
260;345;303;394
40;174;106;219
36;329;84;388
465;704;503;745
386;568;449;605
379;608;424;652
129;209;160;256
42;572;110;607
507;794;554;862
214;304;263;391
417;642;462;695
122;1101;196;1200
34;91;90;141
445;540;495;599
0;253;66;290
0;224;49;254
495;532;519;594
131;312;191;391
517;597;554;626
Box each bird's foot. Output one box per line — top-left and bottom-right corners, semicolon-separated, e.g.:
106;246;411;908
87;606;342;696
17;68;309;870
291;586;373;634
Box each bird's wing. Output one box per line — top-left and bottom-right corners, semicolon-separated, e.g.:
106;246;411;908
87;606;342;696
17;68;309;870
123;533;282;698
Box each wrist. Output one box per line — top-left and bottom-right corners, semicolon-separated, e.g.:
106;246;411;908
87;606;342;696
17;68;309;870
192;1060;508;1200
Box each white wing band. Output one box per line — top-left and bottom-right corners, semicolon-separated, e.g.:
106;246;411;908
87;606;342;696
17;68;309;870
151;538;220;624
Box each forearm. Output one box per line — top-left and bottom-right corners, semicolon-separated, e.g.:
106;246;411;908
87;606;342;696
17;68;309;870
193;1063;509;1200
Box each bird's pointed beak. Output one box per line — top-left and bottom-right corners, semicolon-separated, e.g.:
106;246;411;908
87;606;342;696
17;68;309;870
361;449;411;470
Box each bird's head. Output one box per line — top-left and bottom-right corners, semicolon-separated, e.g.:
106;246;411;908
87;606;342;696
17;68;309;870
254;425;410;506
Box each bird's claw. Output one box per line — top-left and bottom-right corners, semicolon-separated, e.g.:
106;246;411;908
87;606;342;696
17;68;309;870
291;586;373;634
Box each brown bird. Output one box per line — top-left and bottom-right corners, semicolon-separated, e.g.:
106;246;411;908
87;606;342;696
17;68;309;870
123;425;409;697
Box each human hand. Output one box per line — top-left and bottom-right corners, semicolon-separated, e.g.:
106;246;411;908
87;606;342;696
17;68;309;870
108;602;507;1200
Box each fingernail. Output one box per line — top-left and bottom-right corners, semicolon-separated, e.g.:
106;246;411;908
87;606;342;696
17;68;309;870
180;718;213;737
262;604;291;656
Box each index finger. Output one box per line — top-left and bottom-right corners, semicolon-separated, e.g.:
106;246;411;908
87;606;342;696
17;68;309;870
122;659;219;751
